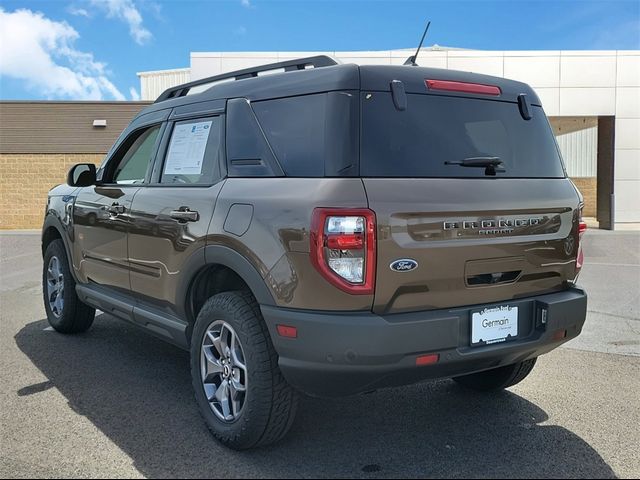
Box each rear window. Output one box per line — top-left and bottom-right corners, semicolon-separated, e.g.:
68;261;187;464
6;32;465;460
361;93;565;178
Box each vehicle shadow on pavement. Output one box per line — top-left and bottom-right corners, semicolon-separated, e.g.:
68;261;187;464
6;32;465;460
16;315;616;479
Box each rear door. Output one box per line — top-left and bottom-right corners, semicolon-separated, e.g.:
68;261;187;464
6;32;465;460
360;91;582;314
127;113;225;318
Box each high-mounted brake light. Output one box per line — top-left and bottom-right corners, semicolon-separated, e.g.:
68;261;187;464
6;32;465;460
425;79;501;96
310;208;376;295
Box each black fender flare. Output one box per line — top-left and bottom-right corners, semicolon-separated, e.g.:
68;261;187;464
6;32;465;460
178;245;276;320
42;215;79;283
204;245;276;306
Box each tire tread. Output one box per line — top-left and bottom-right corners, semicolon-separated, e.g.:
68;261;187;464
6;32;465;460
43;239;95;334
191;290;298;450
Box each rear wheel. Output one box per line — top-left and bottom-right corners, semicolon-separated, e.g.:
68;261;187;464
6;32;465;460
453;358;537;392
190;291;298;450
42;239;95;333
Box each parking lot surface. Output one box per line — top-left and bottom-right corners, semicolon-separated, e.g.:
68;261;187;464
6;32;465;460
1;230;638;478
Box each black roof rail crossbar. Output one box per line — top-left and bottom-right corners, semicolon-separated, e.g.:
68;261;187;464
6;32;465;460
155;55;339;103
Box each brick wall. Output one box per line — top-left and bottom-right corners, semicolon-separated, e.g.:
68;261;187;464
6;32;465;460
0;154;103;230
570;177;597;218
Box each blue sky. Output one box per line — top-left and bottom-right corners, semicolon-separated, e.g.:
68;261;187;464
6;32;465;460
1;0;639;101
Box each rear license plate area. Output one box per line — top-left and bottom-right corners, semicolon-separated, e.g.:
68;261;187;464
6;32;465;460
471;305;519;347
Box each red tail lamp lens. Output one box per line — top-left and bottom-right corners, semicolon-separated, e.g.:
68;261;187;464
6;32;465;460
579;221;587;235
326;233;364;250
576;211;587;271
310;208;376;295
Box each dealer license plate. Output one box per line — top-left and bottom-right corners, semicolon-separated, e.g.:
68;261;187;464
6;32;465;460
471;305;518;346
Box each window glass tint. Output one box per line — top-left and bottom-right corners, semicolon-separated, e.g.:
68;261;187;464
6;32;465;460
113;125;160;184
361;93;565;178
252;94;326;177
226;98;281;177
160;116;222;185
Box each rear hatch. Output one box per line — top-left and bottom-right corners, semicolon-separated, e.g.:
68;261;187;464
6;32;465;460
360;75;581;315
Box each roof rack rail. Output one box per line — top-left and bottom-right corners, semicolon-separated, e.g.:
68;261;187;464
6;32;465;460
154;55;339;103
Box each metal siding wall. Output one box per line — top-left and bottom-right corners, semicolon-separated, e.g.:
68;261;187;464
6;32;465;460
556;126;598;177
0;102;151;154
140;69;191;101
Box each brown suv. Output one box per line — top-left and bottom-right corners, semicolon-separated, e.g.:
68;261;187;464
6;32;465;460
41;56;588;450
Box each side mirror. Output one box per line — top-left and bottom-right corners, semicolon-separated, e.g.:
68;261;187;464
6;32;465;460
67;163;97;187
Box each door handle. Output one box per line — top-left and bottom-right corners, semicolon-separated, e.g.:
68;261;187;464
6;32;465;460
170;207;199;222
107;203;125;215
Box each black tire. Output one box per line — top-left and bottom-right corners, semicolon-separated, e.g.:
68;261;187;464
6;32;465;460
190;291;298;450
42;239;95;333
453;358;537;392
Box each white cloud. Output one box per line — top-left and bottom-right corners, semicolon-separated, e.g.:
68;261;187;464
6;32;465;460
233;25;247;35
240;0;252;7
129;86;140;101
67;6;91;17
89;0;152;45
0;8;125;100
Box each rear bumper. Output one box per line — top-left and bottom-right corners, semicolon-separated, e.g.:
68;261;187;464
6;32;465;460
261;287;587;396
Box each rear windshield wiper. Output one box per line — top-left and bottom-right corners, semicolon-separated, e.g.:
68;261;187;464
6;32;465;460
445;157;504;176
445;157;503;167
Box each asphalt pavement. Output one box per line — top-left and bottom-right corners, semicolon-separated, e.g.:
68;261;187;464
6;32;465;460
0;230;638;478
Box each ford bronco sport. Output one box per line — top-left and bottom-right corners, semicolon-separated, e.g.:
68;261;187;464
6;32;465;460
42;56;588;450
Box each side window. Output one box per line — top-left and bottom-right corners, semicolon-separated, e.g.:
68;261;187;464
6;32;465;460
250;92;358;177
111;125;161;184
226;98;282;177
252;94;326;177
160;116;222;185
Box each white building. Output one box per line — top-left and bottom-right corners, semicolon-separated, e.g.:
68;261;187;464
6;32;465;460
138;47;640;226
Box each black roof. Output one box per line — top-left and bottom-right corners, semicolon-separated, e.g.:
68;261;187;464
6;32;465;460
138;57;541;119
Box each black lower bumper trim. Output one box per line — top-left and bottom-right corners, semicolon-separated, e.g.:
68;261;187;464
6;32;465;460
261;287;587;397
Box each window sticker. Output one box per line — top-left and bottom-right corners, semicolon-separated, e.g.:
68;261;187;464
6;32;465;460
163;121;212;175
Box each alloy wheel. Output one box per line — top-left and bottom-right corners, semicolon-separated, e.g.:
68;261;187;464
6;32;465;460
46;256;64;318
200;320;248;422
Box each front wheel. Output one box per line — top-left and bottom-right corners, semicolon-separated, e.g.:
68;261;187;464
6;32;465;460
42;239;95;333
453;358;537;392
190;291;298;450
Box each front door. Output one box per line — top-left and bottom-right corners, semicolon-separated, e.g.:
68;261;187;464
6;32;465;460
72;124;162;293
128;115;225;317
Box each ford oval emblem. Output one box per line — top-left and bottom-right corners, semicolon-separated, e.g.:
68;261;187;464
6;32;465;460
390;259;418;272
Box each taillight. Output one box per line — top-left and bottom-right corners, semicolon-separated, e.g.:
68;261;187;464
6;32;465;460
310;208;376;295
425;79;501;96
576;206;587;272
579;221;588;235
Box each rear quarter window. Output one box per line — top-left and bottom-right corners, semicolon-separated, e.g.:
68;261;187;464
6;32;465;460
252;92;358;177
252;94;326;177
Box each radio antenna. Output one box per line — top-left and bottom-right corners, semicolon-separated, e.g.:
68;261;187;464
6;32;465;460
404;21;431;66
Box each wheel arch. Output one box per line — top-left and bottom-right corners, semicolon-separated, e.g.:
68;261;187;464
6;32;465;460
181;245;276;338
41;216;79;283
